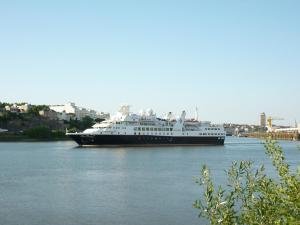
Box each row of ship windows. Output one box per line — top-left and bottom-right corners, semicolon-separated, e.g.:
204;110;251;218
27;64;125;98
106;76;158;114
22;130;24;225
112;127;222;132
133;132;224;136
98;132;225;136
115;121;136;124
205;128;221;131
109;126;221;132
138;137;168;140
134;127;173;131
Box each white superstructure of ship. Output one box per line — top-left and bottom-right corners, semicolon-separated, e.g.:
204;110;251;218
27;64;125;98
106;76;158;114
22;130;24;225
67;105;225;146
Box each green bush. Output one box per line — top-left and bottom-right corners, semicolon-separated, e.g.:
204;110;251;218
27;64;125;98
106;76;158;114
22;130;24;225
25;127;67;139
25;126;51;139
67;128;77;133
51;130;66;138
194;139;300;224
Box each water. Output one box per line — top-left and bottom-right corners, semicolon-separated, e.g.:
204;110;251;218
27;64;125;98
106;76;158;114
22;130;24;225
0;137;299;225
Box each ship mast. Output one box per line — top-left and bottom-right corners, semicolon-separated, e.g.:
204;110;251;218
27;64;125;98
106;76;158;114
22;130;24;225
195;107;199;121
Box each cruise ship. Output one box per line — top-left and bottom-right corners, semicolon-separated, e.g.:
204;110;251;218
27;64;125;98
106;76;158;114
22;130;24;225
67;105;225;146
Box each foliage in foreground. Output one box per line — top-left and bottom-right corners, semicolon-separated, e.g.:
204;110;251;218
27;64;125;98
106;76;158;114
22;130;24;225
194;139;300;225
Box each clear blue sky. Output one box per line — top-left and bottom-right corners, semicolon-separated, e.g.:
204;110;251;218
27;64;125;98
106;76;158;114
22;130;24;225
1;0;299;124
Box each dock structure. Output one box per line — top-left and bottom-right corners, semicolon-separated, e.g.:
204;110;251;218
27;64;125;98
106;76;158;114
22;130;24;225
243;131;299;141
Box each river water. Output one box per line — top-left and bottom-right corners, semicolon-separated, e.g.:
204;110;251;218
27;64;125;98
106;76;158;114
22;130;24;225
0;137;299;225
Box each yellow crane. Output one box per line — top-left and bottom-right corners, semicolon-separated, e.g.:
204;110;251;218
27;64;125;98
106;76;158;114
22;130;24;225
267;116;284;132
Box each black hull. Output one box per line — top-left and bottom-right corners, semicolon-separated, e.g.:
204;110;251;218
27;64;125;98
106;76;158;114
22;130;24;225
68;134;225;146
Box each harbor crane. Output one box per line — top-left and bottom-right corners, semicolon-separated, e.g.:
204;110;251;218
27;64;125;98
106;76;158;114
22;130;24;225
267;116;284;132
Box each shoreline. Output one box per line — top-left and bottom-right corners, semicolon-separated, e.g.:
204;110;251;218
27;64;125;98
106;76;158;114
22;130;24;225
0;134;71;142
241;132;300;141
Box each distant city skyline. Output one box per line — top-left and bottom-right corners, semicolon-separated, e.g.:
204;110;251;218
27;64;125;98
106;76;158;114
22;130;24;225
1;0;299;125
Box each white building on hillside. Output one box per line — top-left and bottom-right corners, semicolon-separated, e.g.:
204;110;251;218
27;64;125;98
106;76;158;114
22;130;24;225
4;103;31;113
50;102;109;121
17;104;31;113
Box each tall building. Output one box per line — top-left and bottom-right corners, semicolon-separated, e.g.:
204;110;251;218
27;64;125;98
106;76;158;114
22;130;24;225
260;112;266;127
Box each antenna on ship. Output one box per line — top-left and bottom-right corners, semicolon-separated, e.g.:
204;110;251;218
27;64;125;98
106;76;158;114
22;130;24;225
195;107;199;121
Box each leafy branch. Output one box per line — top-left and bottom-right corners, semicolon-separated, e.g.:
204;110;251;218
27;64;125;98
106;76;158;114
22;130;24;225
194;138;300;225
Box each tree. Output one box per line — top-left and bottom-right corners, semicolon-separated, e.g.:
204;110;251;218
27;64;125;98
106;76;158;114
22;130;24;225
28;105;49;116
81;116;94;129
67;116;95;131
194;139;300;224
0;102;9;108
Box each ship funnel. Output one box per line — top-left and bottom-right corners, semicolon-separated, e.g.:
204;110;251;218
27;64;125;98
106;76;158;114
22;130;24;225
180;110;186;121
173;110;186;131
